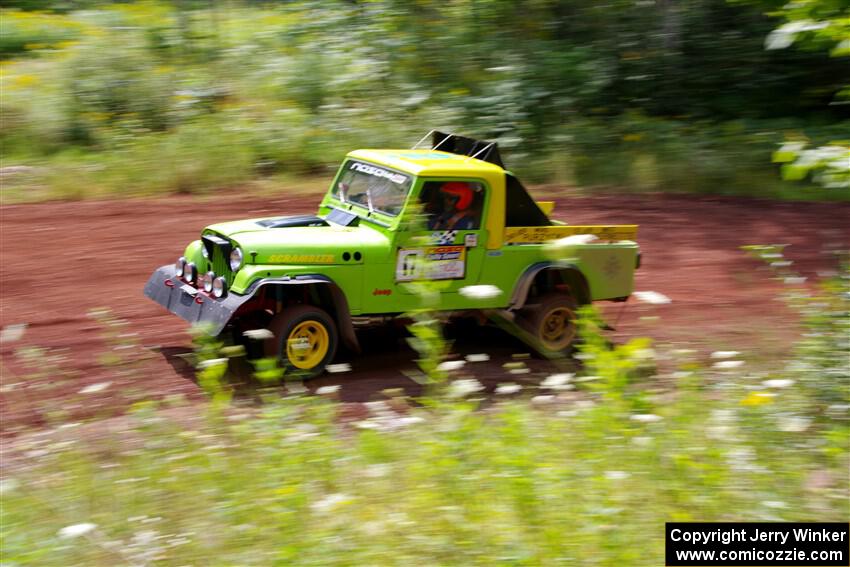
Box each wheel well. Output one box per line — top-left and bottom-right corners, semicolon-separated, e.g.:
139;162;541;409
232;281;360;354
527;267;590;306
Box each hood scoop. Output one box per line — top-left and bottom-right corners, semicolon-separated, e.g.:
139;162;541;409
256;215;329;229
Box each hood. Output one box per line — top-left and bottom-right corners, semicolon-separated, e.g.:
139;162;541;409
205;215;392;265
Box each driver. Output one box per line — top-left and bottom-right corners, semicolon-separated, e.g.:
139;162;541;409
428;182;477;230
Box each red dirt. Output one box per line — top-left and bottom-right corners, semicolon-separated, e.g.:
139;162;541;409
1;192;848;437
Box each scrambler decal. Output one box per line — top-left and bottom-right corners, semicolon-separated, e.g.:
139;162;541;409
396;245;467;282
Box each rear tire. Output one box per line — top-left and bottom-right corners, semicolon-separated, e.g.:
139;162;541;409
518;292;579;358
265;305;338;379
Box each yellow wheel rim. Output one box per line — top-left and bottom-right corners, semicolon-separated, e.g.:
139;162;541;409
286;320;330;370
538;306;576;349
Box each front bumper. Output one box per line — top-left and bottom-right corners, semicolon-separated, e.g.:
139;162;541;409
143;265;252;335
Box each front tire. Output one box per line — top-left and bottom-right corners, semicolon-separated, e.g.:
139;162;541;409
265;305;338;379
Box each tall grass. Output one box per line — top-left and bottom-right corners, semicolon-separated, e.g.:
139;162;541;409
2;260;847;565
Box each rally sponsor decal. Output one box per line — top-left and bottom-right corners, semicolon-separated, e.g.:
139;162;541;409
505;225;638;243
396;246;466;282
430;230;458;245
349;162;408;185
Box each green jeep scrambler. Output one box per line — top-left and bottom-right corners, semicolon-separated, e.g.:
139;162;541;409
144;132;640;377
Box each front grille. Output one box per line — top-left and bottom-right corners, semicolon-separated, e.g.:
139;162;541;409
202;234;233;285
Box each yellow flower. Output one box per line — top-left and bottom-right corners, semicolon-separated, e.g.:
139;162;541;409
740;391;774;406
12;74;39;88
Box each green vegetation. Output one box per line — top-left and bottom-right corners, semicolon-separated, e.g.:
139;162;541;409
2;253;847;565
1;1;848;201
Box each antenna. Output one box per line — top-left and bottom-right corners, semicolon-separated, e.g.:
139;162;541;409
431;133;454;152
411;130;435;150
466;142;495;162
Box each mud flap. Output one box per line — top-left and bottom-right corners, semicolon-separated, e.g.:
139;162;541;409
143;265;251;335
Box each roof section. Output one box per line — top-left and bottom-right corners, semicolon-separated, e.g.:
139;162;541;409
347;149;507;178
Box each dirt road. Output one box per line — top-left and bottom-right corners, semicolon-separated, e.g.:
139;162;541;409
2;192;847;435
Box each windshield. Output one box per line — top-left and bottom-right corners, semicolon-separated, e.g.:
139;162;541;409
332;160;412;216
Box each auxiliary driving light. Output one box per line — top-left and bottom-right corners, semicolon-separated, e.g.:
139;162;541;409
203;271;215;293
175;257;187;277
183;262;197;283
212;276;227;298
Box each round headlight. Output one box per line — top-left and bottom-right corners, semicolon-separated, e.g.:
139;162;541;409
201;245;209;259
229;248;243;271
183;262;197;283
175;257;187;277
212;276;227;298
202;271;215;293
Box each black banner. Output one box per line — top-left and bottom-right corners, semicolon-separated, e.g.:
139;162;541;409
666;522;849;566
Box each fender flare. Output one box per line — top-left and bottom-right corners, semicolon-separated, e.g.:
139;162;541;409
509;262;591;310
241;275;361;355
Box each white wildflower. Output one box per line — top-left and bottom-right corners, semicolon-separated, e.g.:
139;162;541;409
311;494;351;514
554;234;599;247
762;379;794;389
365;400;392;415
495;383;522;395
630;413;663;423
605;470;630;481
576;375;601;383
0;478;19;495
727;446;760;473
197;358;228;369
132;530;158;546
633;348;656;362
778;416;811;433
531;395;555;405
707;409;736;440
326;363;352;373
393;416;425;428
541;373;574;390
713;360;745;370
58;523;97;539
711;351;740;359
465;353;490;363
315;385;340;395
447;378;483;398
459;285;502;300
363;464;390;478
0;323;27;344
633;291;672;305
671;349;696;356
438;360;466;372
242;328;274;340
632;436;652;447
78;382;112;394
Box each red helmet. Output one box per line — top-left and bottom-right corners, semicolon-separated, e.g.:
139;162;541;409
440;182;473;210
